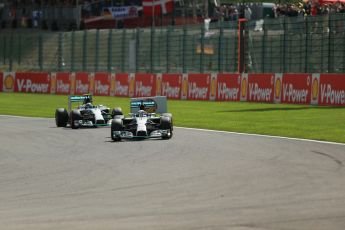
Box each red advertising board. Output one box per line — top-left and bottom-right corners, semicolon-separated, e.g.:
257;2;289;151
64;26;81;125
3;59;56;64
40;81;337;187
55;72;71;95
216;73;241;101
281;74;312;104
115;73;130;97
134;73;156;97
94;72;110;96
75;72;93;95
0;72;3;92
187;73;211;100
160;73;182;99
14;72;50;93
319;74;345;106
247;74;274;103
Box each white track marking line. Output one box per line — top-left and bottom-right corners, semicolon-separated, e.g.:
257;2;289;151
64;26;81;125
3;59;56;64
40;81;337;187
176;126;345;146
1;115;344;146
0;115;52;119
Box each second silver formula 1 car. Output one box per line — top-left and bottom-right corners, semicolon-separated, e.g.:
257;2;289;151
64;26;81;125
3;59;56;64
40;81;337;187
55;94;122;129
111;97;173;141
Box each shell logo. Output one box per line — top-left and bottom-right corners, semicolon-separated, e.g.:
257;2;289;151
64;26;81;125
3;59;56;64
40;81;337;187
210;76;216;97
110;75;116;94
50;73;56;93
241;77;247;98
89;74;95;93
275;78;281;99
182;77;188;97
312;78;319;100
129;75;135;96
70;73;76;95
156;75;162;96
4;74;14;90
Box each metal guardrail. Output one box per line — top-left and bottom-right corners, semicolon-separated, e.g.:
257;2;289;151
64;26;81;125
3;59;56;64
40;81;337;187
1;13;345;73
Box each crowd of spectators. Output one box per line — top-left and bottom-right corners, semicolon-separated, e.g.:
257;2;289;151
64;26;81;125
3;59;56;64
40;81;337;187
2;0;141;19
3;0;345;31
214;0;345;21
5;0;112;8
214;4;239;21
274;0;345;17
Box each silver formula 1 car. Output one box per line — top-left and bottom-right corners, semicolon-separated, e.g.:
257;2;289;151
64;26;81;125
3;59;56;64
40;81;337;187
55;94;122;129
111;97;173;141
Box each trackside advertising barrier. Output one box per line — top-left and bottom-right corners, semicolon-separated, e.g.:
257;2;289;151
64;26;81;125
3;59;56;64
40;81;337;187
281;74;312;105
15;72;50;93
319;74;345;106
247;74;275;103
187;74;211;100
160;73;182;99
114;73;130;97
94;72;111;96
134;73;156;97
52;72;72;95
216;73;241;101
75;72;93;95
2;72;345;106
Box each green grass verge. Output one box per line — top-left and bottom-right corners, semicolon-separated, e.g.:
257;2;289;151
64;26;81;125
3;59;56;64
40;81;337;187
1;92;345;143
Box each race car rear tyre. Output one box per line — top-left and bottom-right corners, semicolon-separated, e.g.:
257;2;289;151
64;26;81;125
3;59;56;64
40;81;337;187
160;116;173;139
70;109;82;129
111;119;123;141
55;108;69;127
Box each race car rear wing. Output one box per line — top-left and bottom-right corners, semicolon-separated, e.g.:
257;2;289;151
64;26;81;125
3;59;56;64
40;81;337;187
68;94;92;111
130;96;167;114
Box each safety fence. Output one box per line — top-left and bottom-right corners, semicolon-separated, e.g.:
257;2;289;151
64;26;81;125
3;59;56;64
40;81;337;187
0;22;238;73
245;13;345;74
2;13;345;73
1;72;345;106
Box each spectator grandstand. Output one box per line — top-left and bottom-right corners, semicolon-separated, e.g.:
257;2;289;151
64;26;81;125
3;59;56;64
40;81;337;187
2;1;345;31
0;0;200;30
1;1;342;31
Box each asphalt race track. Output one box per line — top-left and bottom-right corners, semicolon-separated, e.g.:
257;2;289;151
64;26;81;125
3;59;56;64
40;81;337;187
1;116;345;230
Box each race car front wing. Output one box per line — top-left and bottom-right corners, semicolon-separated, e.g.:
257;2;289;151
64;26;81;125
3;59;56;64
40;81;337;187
112;129;171;139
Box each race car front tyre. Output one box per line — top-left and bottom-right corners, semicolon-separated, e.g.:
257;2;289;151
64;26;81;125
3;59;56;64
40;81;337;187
112;107;124;119
161;113;173;131
160;116;173;139
161;113;172;118
111;119;123;141
55;108;69;127
70;110;82;129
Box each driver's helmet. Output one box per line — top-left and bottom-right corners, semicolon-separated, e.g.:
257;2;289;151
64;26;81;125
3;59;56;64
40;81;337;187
85;102;93;109
137;110;146;117
83;97;92;105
